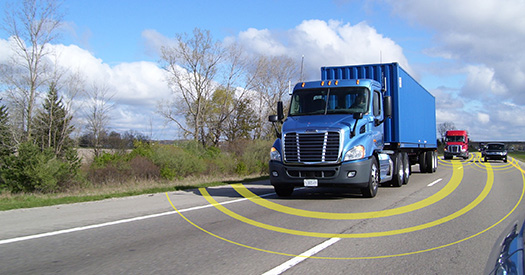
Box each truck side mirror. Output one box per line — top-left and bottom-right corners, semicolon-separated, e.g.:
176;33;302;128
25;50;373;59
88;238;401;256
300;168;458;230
269;101;285;138
277;101;284;121
383;96;392;118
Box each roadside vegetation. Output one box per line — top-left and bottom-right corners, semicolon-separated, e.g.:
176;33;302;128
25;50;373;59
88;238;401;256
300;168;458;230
0;139;272;211
509;152;525;162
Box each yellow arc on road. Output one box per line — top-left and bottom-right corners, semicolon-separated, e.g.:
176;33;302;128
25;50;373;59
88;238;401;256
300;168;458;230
198;162;493;238
166;161;525;259
230;161;462;219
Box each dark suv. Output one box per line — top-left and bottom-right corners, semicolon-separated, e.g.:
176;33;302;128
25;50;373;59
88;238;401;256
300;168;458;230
484;143;507;163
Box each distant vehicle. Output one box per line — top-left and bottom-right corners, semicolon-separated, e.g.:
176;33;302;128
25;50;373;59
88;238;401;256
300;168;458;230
485;213;525;274
480;143;487;158
484;143;508;163
443;130;469;160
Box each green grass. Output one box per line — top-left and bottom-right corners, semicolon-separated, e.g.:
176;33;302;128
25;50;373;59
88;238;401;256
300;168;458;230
509;152;525;162
0;175;268;211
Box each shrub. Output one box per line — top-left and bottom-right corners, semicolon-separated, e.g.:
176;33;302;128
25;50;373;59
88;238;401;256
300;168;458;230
129;156;160;180
239;139;272;174
0;142;77;193
150;144;205;179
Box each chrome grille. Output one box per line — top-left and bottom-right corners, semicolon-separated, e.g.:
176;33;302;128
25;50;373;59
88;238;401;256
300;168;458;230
448;145;460;153
284;131;340;163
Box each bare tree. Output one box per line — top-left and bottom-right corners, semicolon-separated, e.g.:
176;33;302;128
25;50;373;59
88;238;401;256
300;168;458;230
159;28;223;147
438;121;456;142
202;42;258;146
1;0;64;141
250;55;299;139
84;82;113;157
159;28;260;147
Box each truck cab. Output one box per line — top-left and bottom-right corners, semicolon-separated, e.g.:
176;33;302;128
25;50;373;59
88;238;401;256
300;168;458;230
269;79;390;198
444;130;469;160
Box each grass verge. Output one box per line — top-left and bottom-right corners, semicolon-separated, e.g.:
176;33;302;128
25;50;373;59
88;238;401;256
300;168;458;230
510;152;525;162
0;175;268;211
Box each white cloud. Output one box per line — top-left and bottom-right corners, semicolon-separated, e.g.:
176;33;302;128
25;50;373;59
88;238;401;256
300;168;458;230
236;28;287;56
228;19;410;80
141;29;173;57
477;113;489;124
462;64;507;99
0;39;173;139
0;38;14;64
383;0;525;141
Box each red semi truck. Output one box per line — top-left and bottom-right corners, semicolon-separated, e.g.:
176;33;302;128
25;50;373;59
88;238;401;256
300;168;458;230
443;130;469;160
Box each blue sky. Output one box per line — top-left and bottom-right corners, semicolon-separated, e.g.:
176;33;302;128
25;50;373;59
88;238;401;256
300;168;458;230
1;0;525;141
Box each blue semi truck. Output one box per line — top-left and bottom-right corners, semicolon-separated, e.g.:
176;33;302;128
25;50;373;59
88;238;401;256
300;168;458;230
268;62;437;198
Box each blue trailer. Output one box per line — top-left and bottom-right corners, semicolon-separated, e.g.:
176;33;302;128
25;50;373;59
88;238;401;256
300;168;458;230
269;62;437;198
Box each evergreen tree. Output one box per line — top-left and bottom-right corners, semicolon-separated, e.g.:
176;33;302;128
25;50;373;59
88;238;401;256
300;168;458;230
33;82;75;158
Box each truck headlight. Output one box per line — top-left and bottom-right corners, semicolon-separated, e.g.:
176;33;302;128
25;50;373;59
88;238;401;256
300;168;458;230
344;145;365;161
270;147;281;161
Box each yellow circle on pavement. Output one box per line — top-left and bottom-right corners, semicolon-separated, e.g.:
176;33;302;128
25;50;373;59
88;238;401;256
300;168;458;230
230;162;463;219
198;163;493;238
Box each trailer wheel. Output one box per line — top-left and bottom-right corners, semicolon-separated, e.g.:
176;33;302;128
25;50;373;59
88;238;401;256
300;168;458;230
425;151;434;173
402;152;410;184
362;156;379;198
391;153;404;187
274;185;294;197
419;151;428;173
432;151;438;172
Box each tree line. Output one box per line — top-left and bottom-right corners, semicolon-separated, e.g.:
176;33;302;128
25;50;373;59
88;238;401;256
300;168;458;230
0;0;298;193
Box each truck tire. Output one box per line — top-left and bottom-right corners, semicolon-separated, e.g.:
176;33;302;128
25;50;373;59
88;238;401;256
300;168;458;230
274;185;294;197
362;156;379;198
432;151;438;172
425;151;434;173
391;153;404;187
419;151;427;173
402;152;410;184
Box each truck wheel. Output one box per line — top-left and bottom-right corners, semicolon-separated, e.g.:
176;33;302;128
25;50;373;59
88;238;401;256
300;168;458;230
432;151;438;172
402;152;410;184
391;153;404;187
362;157;379;198
274;185;294;197
425;151;434;173
419;151;427;173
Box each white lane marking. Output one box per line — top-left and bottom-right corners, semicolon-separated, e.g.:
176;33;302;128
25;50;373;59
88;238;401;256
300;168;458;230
427;178;442;187
262;238;341;275
0;191;275;245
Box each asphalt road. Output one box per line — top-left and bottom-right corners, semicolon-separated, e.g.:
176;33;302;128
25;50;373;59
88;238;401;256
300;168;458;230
1;153;524;274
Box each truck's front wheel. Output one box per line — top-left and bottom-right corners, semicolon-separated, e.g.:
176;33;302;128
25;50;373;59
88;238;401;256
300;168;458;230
362;157;379;198
274;185;294;197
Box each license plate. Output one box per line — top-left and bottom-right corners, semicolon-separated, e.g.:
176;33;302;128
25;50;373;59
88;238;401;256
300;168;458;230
304;179;318;187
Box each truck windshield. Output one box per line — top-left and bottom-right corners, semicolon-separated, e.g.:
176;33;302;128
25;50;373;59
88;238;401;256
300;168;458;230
446;136;465;142
487;144;505;150
289;87;369;116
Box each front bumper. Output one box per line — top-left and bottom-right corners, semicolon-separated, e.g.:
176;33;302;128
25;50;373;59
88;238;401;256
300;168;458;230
269;158;372;189
444;151;469;158
485;153;507;160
